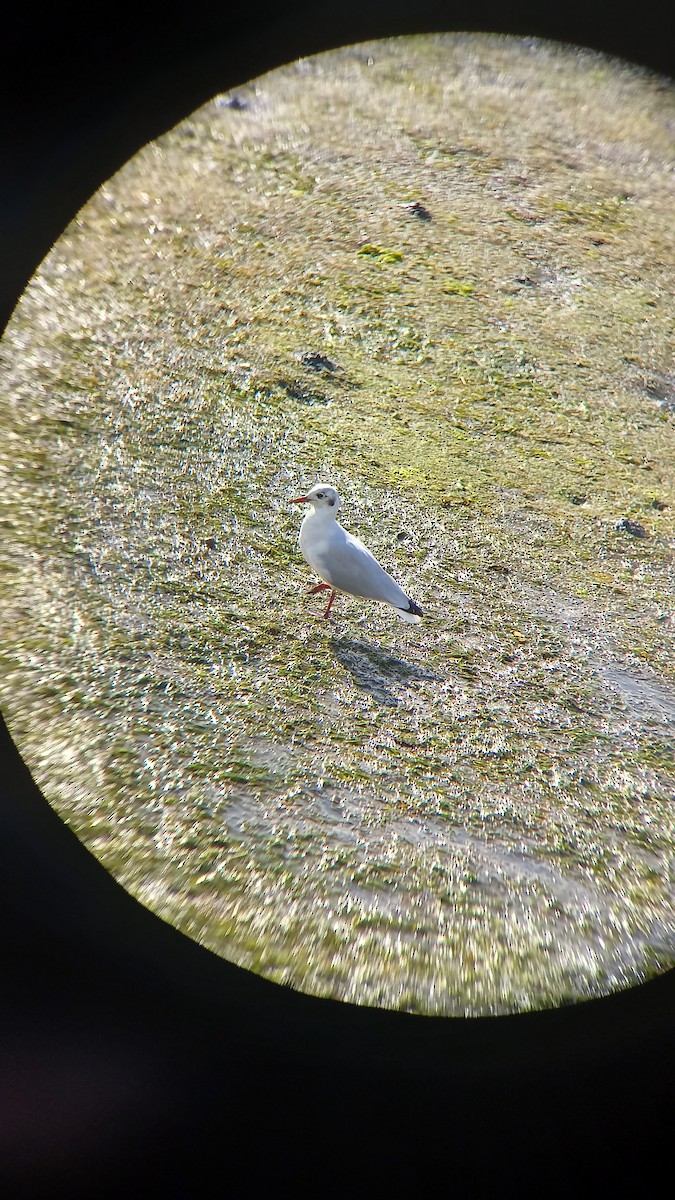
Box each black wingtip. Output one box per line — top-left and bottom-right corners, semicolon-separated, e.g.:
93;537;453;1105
406;598;423;617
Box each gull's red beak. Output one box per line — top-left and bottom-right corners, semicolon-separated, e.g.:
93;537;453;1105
290;495;310;504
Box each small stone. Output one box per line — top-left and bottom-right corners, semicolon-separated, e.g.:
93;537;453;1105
301;352;339;373
404;201;432;220
614;518;649;538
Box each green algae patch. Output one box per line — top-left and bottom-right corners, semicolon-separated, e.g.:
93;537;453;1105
1;34;674;1016
357;244;404;263
441;277;475;296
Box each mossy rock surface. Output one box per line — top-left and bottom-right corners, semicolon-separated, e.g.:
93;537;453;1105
1;33;674;1015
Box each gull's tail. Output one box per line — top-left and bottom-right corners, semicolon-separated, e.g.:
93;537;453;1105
395;597;423;624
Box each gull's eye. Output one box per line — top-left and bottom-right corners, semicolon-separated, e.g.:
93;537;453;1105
316;491;324;499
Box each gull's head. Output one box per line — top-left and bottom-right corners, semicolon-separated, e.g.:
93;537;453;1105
290;483;341;512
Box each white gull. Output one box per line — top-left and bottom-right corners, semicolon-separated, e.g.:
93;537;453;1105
290;483;423;623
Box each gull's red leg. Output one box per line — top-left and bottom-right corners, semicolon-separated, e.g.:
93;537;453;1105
308;583;332;595
323;589;337;618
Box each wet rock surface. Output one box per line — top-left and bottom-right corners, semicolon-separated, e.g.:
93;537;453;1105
1;34;674;1014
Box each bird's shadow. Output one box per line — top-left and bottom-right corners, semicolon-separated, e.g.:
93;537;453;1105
330;637;442;707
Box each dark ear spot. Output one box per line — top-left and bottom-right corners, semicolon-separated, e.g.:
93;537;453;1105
329;498;335;506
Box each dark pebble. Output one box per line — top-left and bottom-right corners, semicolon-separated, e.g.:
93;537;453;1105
408;202;432;220
615;518;649;538
301;352;339;373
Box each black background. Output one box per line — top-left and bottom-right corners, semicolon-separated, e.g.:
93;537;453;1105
2;3;674;1194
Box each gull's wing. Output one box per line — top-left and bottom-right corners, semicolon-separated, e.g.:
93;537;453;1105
312;527;411;608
